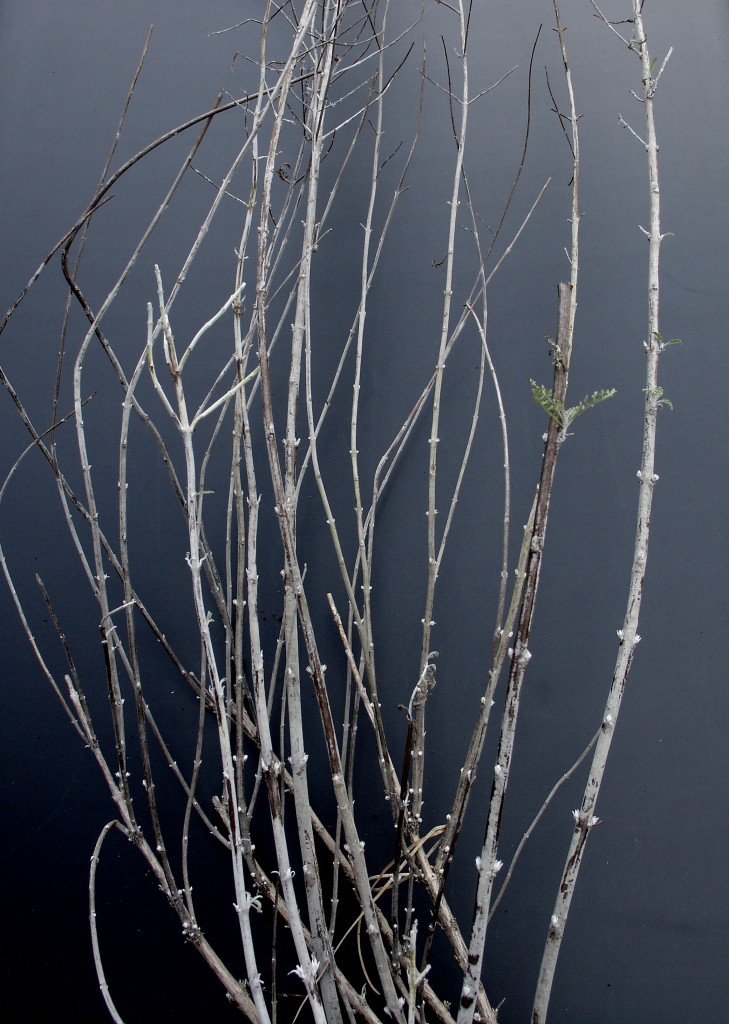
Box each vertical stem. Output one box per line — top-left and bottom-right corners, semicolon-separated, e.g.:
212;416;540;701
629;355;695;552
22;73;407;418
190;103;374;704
281;14;346;1016
457;283;573;1024
178;413;272;1024
414;0;470;835
531;4;666;1020
254;22;405;1021
458;9;581;1016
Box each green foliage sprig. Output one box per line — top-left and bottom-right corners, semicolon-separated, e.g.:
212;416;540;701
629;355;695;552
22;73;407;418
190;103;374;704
652;330;682;351
530;380;616;435
644;385;673;410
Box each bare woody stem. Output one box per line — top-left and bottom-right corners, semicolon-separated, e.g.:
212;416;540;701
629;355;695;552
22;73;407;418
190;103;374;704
254;4;405;1017
531;3;668;1020
413;0;471;840
457;282;573;1024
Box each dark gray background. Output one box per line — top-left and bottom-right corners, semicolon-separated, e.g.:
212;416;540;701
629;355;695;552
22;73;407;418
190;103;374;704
1;2;727;1021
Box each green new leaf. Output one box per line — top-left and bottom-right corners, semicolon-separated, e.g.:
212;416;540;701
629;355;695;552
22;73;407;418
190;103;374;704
652;331;682;349
644;385;673;410
531;381;616;434
530;380;565;427
567;388;617;423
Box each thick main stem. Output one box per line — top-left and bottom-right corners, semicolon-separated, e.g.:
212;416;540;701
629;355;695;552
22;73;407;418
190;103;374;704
457;283;573;1024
